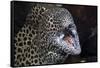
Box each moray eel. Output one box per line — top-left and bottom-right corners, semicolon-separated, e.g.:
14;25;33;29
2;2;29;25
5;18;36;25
14;4;81;66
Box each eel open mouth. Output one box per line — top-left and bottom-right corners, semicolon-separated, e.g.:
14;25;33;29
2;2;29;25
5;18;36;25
63;34;74;48
55;29;81;55
63;34;75;48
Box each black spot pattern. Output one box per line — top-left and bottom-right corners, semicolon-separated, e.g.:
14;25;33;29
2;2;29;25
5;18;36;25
14;3;81;67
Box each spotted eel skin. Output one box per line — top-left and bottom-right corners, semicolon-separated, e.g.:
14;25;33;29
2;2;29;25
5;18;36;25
14;4;81;67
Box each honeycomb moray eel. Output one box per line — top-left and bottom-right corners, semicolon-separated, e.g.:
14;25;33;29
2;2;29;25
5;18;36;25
14;4;81;67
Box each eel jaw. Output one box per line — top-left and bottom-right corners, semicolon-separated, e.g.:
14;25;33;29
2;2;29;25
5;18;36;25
55;33;81;55
63;33;81;55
